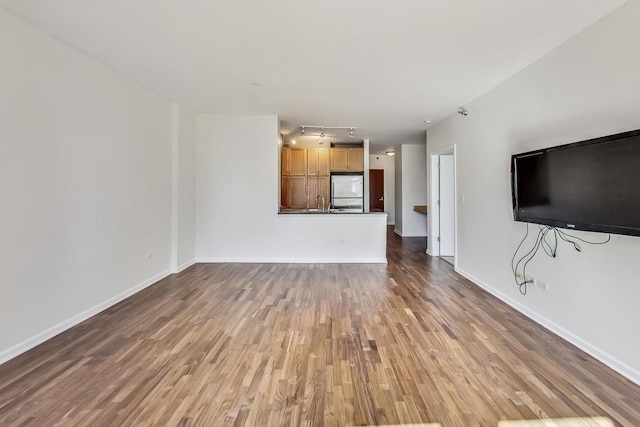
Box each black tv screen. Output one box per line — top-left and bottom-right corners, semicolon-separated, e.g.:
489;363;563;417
511;129;640;237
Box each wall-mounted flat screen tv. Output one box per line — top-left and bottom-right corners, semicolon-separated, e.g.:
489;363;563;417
511;129;640;237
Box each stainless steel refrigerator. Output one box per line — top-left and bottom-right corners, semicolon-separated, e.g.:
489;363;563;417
331;174;364;213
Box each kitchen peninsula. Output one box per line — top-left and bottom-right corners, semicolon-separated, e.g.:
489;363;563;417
277;141;388;263
276;210;388;263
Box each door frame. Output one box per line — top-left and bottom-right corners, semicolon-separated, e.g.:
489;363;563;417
428;144;457;267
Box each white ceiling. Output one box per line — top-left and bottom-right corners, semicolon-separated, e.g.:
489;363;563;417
0;0;626;153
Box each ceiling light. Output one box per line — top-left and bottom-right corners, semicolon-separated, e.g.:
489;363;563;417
424;119;432;124
349;128;354;137
386;150;395;157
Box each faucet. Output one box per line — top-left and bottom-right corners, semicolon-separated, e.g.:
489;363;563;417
316;194;325;213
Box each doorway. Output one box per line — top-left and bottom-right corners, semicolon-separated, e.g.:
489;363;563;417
369;169;384;212
429;146;456;266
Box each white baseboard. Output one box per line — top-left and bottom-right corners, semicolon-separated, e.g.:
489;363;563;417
455;266;640;387
0;269;171;366
393;229;428;238
426;249;434;256
174;259;196;273
196;257;387;264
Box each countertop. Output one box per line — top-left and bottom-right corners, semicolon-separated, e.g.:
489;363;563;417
279;209;387;215
413;205;428;214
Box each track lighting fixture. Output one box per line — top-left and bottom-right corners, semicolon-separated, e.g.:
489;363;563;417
298;125;358;139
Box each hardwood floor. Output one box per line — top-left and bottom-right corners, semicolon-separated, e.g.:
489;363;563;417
1;227;639;426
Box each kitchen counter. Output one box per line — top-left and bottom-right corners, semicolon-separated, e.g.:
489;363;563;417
413;205;428;214
279;209;387;215
274;210;388;262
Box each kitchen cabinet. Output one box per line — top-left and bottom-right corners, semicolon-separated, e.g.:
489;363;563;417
347;148;364;171
330;148;348;171
330;147;364;172
289;148;307;176
281;147;290;176
287;176;307;208
307;176;329;209
281;176;288;208
318;148;330;175
280;147;330;209
308;147;329;176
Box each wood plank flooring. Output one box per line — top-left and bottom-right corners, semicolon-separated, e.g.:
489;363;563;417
1;227;639;426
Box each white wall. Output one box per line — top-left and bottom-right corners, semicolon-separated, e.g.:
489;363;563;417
175;104;196;270
0;10;173;361
369;154;396;225
363;139;370;212
397;144;428;237
394;149;403;234
427;1;640;384
196;114;387;263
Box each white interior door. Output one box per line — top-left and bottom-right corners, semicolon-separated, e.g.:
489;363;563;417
439;154;455;257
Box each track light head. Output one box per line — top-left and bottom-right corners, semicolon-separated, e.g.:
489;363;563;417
349;128;354;137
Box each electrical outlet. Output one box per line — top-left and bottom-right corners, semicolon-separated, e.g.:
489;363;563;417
536;279;548;291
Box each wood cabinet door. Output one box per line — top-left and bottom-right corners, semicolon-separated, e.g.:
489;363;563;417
288;176;307;208
319;176;329;208
289;148;307;176
318;148;329;175
281;147;290;175
306;176;330;210
307;177;319;209
281;176;288;208
307;148;319;176
347;148;364;171
330;148;348;171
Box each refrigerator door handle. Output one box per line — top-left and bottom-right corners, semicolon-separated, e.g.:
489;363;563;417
331;182;334;209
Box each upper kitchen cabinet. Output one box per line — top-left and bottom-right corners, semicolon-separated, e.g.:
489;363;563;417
289;148;307;176
282;147;307;176
308;147;329;176
330;146;364;172
330;148;348;171
281;147;290;176
347;147;364;171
